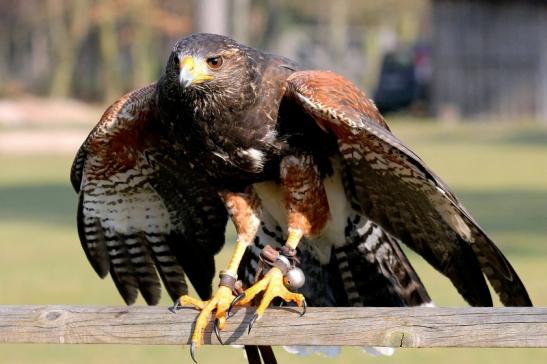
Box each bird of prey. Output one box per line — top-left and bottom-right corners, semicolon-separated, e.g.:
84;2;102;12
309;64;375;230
72;33;531;362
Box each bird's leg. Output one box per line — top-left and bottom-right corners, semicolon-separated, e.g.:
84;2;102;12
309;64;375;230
236;155;330;330
176;188;261;360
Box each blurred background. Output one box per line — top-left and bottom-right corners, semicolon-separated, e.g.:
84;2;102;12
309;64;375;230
1;0;546;363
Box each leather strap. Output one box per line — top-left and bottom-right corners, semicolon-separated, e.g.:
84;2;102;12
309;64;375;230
218;270;237;289
259;244;299;275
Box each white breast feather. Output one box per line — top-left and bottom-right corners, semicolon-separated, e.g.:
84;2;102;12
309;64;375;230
253;156;352;264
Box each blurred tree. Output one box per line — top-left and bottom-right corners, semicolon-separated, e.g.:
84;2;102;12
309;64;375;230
48;0;91;97
97;0;122;101
231;0;251;44
195;0;228;35
0;0;429;102
130;0;156;88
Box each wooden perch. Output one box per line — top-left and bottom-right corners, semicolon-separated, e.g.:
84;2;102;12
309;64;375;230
1;305;546;347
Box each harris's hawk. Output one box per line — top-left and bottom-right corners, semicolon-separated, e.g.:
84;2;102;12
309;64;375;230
72;33;531;362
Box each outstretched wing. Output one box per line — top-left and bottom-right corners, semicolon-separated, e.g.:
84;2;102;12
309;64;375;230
284;71;531;307
71;84;227;305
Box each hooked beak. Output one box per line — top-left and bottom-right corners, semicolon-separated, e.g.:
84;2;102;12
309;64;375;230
178;56;213;88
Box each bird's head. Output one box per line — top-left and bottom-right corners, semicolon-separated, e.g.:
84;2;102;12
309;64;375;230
160;33;260;120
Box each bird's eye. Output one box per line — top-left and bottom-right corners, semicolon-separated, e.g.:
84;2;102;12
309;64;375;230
173;54;180;66
206;56;223;69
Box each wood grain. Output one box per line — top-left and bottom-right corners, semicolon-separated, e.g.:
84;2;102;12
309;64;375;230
1;305;546;347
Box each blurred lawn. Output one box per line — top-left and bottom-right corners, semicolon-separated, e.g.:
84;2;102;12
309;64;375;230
1;120;546;363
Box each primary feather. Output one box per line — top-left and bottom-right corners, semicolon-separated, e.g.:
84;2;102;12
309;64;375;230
72;33;531;363
71;84;227;303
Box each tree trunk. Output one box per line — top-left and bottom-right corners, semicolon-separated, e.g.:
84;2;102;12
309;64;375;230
48;0;91;98
231;0;250;44
194;0;228;35
130;0;156;88
97;0;123;101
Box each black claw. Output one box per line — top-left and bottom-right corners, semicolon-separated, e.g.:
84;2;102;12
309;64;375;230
300;298;307;317
248;313;259;335
227;292;245;319
214;318;223;345
190;342;198;363
168;300;181;314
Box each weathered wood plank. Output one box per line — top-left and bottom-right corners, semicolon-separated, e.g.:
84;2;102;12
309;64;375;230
1;305;546;347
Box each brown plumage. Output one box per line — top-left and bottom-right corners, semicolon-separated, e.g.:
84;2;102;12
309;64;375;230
71;84;228;304
72;33;531;363
285;70;531;306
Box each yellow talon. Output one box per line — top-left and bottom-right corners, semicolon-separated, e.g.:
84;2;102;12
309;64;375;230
176;285;235;351
238;267;306;329
178;295;208;310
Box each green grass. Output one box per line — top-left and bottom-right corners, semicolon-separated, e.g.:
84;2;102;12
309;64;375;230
1;121;547;363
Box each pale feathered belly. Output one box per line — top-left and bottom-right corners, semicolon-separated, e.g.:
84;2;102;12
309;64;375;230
253;157;351;264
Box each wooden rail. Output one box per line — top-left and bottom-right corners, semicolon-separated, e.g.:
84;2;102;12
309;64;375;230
1;305;546;347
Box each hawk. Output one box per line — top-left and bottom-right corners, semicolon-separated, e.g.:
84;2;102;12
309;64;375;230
72;33;531;362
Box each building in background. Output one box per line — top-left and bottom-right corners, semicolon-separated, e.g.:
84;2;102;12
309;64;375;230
431;0;547;121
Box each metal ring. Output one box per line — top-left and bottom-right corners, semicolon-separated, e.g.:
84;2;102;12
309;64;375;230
276;255;291;269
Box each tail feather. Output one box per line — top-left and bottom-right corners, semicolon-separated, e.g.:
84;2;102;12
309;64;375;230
303;215;432;307
240;210;432;358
